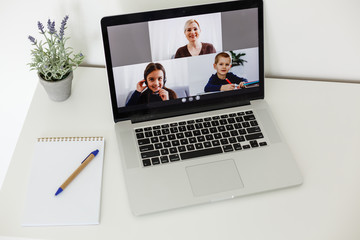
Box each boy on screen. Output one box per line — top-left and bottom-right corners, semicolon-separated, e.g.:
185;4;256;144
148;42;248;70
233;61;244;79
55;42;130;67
204;52;248;92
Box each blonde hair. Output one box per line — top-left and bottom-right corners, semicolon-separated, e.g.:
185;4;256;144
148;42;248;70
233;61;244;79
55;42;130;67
184;19;201;32
214;52;232;64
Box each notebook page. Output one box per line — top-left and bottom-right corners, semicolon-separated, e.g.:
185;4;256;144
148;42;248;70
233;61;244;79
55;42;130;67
22;137;104;226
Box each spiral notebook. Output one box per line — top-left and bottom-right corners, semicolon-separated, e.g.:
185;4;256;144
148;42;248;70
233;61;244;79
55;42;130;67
22;137;105;226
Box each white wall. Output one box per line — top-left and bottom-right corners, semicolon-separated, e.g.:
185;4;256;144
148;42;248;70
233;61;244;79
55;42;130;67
2;0;360;80
12;0;359;82
1;0;360;189
264;0;360;82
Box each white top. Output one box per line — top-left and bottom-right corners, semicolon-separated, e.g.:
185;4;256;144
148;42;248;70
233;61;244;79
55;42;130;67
1;67;360;239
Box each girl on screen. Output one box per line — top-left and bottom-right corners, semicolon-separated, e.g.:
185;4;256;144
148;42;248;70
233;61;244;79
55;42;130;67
126;63;178;106
174;19;216;58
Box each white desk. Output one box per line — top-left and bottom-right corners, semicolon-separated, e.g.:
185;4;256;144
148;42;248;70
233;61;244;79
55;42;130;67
1;67;360;240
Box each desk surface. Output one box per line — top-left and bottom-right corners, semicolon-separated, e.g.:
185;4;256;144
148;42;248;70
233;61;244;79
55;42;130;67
1;67;360;240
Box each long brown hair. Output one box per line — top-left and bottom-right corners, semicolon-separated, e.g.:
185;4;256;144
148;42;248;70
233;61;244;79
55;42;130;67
143;63;177;102
144;63;166;84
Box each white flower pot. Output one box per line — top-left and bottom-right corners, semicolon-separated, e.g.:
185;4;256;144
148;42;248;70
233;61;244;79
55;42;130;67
39;72;73;102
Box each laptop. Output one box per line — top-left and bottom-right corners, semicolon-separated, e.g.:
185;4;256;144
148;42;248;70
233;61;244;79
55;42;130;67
101;0;303;215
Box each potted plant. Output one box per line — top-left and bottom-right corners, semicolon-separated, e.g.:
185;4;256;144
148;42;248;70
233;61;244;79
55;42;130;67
229;50;247;67
28;16;84;102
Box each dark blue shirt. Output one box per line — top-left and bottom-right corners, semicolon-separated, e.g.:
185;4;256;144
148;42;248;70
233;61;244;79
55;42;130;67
126;90;163;106
126;87;178;106
204;72;248;92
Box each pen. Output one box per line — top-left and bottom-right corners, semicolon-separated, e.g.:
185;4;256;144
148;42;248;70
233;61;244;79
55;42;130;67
55;149;99;196
225;78;232;84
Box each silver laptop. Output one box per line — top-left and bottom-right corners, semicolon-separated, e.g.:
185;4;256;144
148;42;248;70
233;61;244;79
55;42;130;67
101;0;303;215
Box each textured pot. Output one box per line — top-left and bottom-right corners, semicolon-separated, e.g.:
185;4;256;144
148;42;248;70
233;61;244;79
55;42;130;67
39;72;73;102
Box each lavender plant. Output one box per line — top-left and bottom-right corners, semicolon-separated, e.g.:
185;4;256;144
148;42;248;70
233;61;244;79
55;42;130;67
28;16;84;81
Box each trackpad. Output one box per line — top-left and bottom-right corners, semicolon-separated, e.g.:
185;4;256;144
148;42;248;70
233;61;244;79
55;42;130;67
186;159;244;197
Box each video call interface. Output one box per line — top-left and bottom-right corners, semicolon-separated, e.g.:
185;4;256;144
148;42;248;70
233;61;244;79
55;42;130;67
107;7;260;110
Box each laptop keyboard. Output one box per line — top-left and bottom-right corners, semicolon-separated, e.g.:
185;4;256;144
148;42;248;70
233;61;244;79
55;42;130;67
135;110;267;167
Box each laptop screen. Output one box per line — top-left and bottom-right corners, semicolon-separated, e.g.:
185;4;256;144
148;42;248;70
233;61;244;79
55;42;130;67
101;0;263;122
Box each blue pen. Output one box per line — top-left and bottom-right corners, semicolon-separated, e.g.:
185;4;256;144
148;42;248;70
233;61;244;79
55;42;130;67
55;149;99;196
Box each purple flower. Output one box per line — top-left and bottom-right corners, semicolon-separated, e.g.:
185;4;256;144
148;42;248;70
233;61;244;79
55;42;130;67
37;21;45;34
47;19;56;34
28;35;36;44
59;15;69;40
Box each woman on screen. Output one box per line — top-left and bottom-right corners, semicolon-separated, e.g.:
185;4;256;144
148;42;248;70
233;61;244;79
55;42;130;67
126;63;178;106
174;19;216;58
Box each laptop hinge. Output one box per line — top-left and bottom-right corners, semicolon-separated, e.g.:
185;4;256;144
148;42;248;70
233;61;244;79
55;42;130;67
130;99;251;123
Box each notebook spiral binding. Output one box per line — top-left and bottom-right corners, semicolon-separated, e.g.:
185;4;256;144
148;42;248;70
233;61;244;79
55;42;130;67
37;137;104;142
